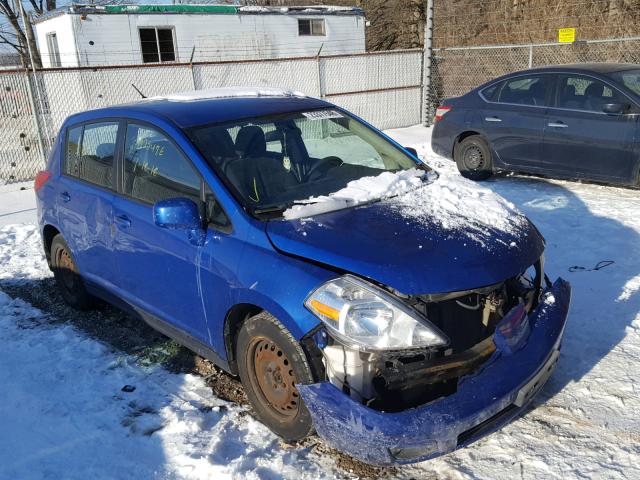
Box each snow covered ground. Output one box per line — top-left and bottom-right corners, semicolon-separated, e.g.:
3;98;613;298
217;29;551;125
0;126;638;479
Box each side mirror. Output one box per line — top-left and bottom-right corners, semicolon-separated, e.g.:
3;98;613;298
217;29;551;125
405;146;418;157
153;197;201;230
602;103;630;114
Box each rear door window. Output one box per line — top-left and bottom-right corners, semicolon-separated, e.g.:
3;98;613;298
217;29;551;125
123;123;201;204
556;75;626;112
64;121;118;189
497;75;552;106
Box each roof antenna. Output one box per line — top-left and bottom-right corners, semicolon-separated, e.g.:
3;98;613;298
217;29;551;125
131;83;147;99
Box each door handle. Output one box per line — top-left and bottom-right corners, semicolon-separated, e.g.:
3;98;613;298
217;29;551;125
548;122;568;128
115;214;131;229
60;192;71;203
484;116;502;122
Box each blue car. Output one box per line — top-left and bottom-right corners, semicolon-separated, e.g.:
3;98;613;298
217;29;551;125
35;89;571;465
432;63;640;187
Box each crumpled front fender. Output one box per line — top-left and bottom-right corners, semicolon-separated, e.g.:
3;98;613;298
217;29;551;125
298;278;571;465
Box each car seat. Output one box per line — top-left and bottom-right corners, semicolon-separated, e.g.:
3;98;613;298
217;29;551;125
584;82;605;111
226;126;298;204
560;84;580;109
79;143;113;187
528;81;547;106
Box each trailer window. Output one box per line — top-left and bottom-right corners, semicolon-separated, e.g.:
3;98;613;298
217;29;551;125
46;32;61;67
139;27;176;63
298;19;326;36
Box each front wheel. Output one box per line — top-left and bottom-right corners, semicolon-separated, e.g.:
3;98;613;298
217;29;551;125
236;311;314;442
454;135;494;181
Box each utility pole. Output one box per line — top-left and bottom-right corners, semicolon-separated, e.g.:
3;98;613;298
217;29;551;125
422;0;434;126
16;0;50;156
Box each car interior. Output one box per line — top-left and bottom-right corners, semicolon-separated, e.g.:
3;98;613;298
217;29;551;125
191;121;387;211
124;129;201;205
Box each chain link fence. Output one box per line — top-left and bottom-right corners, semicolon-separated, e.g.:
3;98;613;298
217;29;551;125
4;36;640;184
427;36;640;118
0;49;423;184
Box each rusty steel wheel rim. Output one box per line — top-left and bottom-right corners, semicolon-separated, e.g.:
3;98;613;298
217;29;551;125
249;337;300;418
57;248;77;290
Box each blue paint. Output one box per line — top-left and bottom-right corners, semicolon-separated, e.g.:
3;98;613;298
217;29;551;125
267;203;544;295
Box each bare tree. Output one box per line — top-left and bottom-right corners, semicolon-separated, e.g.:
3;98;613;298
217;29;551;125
0;0;55;68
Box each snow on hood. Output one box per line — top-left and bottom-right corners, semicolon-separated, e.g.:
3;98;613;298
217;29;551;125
283;168;529;244
284;168;427;220
147;87;306;103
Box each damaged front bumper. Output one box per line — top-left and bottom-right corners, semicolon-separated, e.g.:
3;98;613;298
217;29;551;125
297;278;571;465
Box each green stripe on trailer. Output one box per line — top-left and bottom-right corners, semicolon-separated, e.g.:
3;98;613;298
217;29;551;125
104;5;239;14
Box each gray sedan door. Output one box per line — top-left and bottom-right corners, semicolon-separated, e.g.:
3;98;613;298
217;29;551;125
542;74;638;183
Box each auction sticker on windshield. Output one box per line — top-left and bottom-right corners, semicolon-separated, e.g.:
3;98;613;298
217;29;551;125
302;110;344;120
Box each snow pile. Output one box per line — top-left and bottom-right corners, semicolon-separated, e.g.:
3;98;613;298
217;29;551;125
391;170;529;242
283;168;428;220
284;167;528;243
148;87;306;103
0;284;339;480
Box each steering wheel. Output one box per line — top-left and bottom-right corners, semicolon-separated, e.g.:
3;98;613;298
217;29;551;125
305;156;344;180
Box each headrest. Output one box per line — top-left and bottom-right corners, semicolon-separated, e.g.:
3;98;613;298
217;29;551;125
585;82;604;98
96;143;115;159
235;126;266;157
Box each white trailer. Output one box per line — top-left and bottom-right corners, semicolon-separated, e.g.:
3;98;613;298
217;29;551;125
34;4;366;68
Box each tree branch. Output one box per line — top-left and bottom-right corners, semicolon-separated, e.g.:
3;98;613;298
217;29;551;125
0;32;23;54
27;0;42;16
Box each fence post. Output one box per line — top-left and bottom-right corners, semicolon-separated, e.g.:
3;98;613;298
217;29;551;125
189;46;198;90
23;70;47;166
528;45;534;68
422;0;434;126
316;43;324;98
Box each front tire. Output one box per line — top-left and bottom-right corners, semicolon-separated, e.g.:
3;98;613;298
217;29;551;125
236;311;314;442
50;234;95;310
455;135;494;181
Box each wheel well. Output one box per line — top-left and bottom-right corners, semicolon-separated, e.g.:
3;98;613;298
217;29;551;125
42;224;60;267
224;303;263;375
453;131;482;156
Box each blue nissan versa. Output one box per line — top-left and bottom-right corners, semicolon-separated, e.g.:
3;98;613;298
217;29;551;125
432;63;640;187
35;89;571;465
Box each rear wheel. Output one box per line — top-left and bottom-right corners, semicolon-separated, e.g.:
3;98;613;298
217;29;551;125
455;135;493;181
50;234;95;310
236;311;314;442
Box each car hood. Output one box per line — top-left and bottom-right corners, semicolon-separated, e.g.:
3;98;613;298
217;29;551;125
266;179;545;295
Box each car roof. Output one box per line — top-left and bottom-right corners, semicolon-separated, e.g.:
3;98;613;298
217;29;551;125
65;92;333;129
485;63;640;85
521;62;640;74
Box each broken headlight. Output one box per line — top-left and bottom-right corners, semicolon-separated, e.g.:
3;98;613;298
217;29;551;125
305;275;449;351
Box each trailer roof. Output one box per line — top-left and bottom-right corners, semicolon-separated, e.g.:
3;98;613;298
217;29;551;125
35;3;365;23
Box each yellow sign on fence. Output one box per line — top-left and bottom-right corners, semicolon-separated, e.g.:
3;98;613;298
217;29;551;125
558;28;576;43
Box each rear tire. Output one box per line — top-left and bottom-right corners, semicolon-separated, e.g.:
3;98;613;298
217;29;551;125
50;234;95;310
236;311;314;442
455;135;493;181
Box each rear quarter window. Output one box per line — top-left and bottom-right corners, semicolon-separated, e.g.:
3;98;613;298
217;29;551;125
65;126;83;176
480;82;502;101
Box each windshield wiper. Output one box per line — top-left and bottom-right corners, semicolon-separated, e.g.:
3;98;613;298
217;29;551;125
250;203;291;216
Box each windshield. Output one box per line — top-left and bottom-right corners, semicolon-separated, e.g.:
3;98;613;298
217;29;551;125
609;69;640;96
188;108;424;216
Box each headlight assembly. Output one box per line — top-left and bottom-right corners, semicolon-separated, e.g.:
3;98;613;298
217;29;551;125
305;275;449;351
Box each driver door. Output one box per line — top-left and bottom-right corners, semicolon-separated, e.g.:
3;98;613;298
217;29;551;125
542;74;637;182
